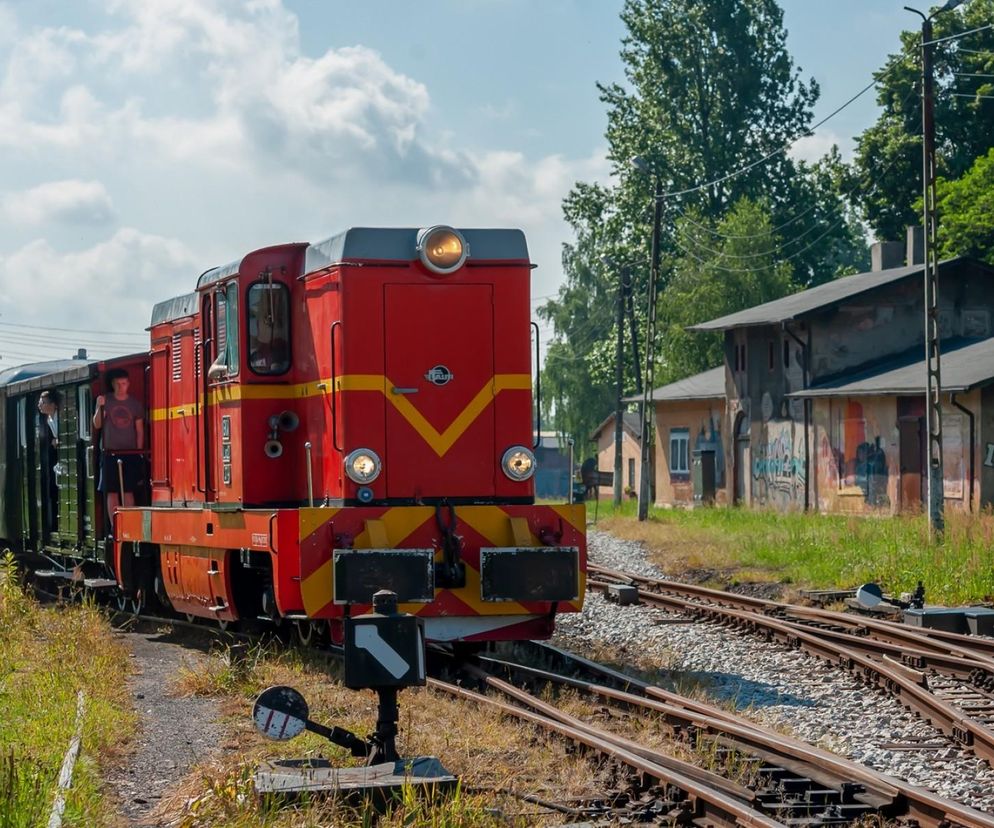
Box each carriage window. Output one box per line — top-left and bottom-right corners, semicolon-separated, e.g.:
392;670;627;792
248;282;290;375
77;385;91;440
16;397;26;455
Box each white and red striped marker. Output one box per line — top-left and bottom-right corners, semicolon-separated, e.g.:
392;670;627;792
252;686;309;741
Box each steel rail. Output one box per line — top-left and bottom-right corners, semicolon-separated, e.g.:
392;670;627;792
517;642;994;828
427;677;788;828
589;563;994;669
477;655;899;805
588;576;994;763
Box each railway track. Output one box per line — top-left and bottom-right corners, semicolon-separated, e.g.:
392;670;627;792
31;577;994;826
430;641;994;828
588;562;994;765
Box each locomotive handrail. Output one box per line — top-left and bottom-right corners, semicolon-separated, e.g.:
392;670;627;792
531;321;541;449
330;321;343;451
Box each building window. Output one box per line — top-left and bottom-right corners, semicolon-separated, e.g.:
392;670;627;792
669;428;690;475
627;458;635;488
768;341;775;371
783;340;790;368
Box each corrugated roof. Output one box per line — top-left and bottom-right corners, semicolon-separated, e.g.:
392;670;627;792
624;366;725;403
690;257;989;331
589;411;642;441
789;337;994;398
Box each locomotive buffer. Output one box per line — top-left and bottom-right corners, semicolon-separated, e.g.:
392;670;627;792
252;590;456;802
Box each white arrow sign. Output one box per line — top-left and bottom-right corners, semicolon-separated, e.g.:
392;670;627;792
354;625;410;679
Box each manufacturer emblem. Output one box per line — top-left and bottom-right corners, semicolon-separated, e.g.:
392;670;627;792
424;365;454;386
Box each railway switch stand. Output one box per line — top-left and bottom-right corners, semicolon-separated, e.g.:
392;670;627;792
251;590;454;803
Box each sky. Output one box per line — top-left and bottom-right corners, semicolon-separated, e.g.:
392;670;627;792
0;0;932;366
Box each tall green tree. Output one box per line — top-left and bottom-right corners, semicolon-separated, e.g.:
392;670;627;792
936;147;994;262
849;0;994;240
542;0;865;448
660;198;798;382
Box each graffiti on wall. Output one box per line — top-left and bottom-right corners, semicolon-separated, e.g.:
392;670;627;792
943;413;965;499
835;401;890;508
752;420;805;506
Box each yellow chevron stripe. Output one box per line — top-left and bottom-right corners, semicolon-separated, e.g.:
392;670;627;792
300;558;333;616
299;507;341;543
150;373;530;458
353;507;434;548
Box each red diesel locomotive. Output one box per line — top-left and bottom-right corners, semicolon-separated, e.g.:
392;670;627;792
3;226;586;644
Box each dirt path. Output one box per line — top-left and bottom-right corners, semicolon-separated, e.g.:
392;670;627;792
106;627;227;827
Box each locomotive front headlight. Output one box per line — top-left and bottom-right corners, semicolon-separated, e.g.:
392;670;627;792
345;448;382;484
501;445;536;481
417;225;469;274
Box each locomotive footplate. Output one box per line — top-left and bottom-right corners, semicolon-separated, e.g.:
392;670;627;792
480;545;580;602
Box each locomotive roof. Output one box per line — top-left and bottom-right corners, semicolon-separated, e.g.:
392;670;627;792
150;292;199;327
304;227;529;275
194;227;530;291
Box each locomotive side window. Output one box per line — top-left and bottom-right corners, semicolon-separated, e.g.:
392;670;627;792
247;282;290;375
209;283;239;380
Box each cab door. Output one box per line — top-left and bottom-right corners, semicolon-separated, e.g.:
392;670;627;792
383;284;495;498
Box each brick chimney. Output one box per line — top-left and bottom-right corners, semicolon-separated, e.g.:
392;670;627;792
870;241;903;271
906;226;924;266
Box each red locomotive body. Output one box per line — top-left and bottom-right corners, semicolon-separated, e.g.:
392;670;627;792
111;226;585;643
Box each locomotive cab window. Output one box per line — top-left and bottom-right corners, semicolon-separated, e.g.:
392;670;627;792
248;282;290;375
208;283;239;381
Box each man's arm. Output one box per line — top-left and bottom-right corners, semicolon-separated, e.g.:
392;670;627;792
92;395;105;429
135;418;145;451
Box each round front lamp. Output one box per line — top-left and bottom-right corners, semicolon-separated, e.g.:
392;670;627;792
345;448;382;484
417;226;469;274
501;446;536;481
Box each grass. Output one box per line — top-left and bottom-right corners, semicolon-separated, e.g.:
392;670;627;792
0;552;134;828
159;642;617;827
592;500;994;604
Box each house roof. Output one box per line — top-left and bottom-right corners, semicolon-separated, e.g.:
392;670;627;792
624;365;725;403
690;257;990;332
589;411;642;442
789;336;994;398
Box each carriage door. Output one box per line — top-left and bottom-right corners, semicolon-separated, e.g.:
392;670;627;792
383;284;495;498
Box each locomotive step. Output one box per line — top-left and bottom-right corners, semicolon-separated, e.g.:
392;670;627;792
83;578;118;589
34;569;75;580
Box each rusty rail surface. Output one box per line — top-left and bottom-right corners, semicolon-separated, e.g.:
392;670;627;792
483;642;994;828
587;564;994;765
431;675;790;827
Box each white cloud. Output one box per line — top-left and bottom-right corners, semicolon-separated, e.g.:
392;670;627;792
790;129;852;164
0;228;200;335
5;179;115;225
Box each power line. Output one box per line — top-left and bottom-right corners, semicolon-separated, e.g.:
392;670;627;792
946;92;994;99
925;23;994;47
953;72;994;78
672;199;821;240
0;320;147;339
0;330;146;350
655;62;905;201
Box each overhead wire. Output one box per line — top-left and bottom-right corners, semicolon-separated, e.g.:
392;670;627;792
0;320;147;339
925;23;994;47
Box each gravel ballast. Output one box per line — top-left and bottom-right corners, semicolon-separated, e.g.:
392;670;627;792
552;529;994;812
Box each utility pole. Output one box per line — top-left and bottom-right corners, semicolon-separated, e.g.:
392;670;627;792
631;157;663;523
907;0;965;538
614;266;625;507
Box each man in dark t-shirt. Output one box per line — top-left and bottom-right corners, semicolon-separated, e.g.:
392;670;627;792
93;368;144;516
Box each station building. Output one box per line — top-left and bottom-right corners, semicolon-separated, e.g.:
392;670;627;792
632;234;994;514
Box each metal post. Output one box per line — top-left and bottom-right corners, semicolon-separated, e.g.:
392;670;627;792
304;441;314;507
614;266;625;507
909;9;945;537
567;438;575;504
638;175;663;522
